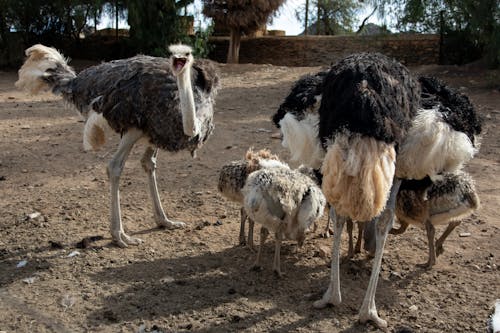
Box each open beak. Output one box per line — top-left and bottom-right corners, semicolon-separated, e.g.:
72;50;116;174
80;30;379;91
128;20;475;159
173;57;187;71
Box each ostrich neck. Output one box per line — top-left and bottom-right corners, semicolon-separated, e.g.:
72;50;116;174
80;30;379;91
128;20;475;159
177;66;197;136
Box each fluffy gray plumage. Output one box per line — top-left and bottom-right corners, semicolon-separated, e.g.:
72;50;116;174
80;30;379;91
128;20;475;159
71;56;218;153
392;171;480;267
243;166;326;275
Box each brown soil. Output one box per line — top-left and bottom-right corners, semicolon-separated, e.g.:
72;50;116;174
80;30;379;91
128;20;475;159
0;62;499;333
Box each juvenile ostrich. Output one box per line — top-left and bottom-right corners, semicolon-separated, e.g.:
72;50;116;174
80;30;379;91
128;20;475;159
273;53;481;328
242;165;326;276
391;171;480;268
217;148;285;248
16;44;219;247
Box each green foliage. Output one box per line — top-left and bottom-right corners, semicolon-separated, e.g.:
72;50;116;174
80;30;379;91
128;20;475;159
126;0;194;56
295;0;363;35
177;23;213;58
374;0;500;67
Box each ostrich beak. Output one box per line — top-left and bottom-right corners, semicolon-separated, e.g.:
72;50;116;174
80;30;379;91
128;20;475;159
173;57;187;72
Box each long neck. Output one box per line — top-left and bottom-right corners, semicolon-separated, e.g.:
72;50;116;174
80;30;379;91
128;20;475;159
177;66;198;137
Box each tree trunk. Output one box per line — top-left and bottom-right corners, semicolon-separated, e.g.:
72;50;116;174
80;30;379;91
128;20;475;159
115;0;119;41
227;27;241;64
305;0;309;35
316;0;321;35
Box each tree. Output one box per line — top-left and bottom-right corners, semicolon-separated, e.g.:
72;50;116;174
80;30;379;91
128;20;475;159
126;0;194;56
295;0;363;35
382;0;499;66
202;0;285;63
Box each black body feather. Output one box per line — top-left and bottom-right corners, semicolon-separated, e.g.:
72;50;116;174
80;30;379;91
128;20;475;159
272;70;327;127
418;75;482;145
318;52;420;147
66;55;219;153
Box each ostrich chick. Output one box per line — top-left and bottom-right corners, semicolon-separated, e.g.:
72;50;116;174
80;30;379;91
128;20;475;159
218;148;286;248
242;166;326;276
392;171;480;268
16;44;219;247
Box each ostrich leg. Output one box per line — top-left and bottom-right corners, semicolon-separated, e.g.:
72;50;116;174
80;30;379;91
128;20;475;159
108;129;144;247
141;147;186;229
239;208;255;250
358;178;402;329
252;227;269;271
354;221;365;254
419;219;436;268
390;220;409;235
436;221;461;256
273;229;284;277
247;217;255;250
346;218;354;258
239;207;247;245
314;208;345;308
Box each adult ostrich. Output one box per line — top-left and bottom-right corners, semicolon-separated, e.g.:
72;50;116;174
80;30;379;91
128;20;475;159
16;44;219;247
312;54;482;328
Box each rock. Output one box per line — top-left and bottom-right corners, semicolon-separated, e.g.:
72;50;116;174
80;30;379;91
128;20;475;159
16;260;28;268
60;294;76;310
409;304;418;312
67;250;80;257
316;245;330;259
22;277;36;284
459;232;471;237
27;212;42;220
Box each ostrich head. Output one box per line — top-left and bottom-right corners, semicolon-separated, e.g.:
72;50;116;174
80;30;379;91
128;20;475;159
168;44;194;76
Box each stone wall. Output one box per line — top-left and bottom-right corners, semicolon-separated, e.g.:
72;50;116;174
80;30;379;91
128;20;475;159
209;34;440;66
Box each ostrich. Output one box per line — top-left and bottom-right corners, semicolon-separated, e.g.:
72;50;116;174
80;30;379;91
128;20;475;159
273;72;482;260
16;44;219;247
242;165;326;276
487;299;500;333
217;148;286;248
391;171;480;268
273;53;481;328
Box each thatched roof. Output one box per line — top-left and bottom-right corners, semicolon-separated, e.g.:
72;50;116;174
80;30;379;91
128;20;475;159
202;0;285;33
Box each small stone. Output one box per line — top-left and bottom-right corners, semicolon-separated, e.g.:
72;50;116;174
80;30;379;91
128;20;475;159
409;305;418;312
67;250;80;257
27;212;42;220
22;277;36;284
16;260;28;268
21;125;31;129
316;245;330;259
459;232;471;237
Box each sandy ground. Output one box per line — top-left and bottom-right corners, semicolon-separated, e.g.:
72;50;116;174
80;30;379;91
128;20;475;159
0;61;499;333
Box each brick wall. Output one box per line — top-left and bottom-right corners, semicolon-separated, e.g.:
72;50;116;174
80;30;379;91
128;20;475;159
209;34;440;66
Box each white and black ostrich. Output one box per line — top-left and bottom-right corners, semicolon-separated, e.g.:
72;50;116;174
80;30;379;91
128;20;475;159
16;44;219;247
217;148;286;248
242;165;326;276
391;171;480;268
273;54;482;328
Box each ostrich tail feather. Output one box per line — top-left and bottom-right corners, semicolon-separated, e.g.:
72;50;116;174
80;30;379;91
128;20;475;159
83;111;112;151
321;133;396;221
15;44;76;95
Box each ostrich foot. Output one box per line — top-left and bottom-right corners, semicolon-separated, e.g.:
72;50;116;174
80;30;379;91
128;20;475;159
156;218;186;229
251;264;263;272
436;244;444;257
273;269;284;278
417;259;435;269
359;310;388;331
320;228;334;238
113;232;143;248
313;287;341;308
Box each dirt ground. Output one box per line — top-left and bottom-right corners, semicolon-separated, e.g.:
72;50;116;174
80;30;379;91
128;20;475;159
0;60;499;333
